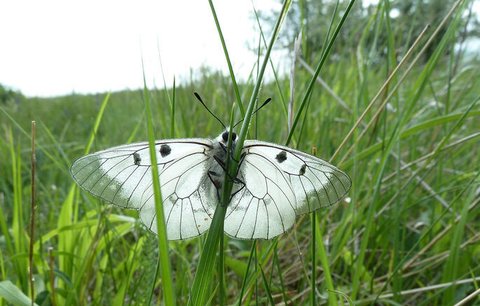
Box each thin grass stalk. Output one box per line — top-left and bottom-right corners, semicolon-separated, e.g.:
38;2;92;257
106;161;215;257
0;107;64;172
142;67;175;306
68;221;105;305
254;246;259;305
350;155;479;278
83;93;111;155
188;95;237;306
314;218;337;306
189;2;291;304
454;288;480;306
156;41;176;138
29;121;36;306
310;212;316;306
382;0;403;299
381;132;480;183
267;250;276;298
363;0;469;215
355;275;480;304
442;189;473;304
259;263;274;305
273;245;290;305
350;108;397;298
59;93;111;303
127;116;145;144
218;233;225;305
0;184;13;282
237;242;256;306
237;239;279;303
288;32;302;134
379;0;465;143
9;127;27;290
48;247;57;306
372;95;479;301
251;5;289;121
35;122;69;169
285;0;356;146
331;23;429;164
208;0;244;115
399;201;480;273
350;5;466;295
171;78;176;138
294;14;327;145
218;98;233;306
234;0;291;156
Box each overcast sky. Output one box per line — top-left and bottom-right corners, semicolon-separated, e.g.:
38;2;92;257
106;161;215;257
3;1;479;97
0;0;282;97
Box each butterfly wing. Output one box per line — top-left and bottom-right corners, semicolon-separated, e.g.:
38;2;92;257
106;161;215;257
224;140;351;239
70;139;218;240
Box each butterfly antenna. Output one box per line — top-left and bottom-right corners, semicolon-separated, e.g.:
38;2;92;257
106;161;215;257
194;92;226;129
233;97;272;128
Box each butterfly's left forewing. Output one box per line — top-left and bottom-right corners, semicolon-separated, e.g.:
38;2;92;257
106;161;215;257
245;141;351;213
224;140;351;239
70;139;218;240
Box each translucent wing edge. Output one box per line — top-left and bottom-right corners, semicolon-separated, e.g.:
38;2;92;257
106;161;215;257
243;140;352;210
70;138;213;202
70;138;215;240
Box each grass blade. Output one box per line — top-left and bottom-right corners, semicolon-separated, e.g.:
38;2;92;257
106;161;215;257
0;281;38;306
285;0;356;146
188;1;292;305
208;0;244;115
29;121;36;305
142;65;175;306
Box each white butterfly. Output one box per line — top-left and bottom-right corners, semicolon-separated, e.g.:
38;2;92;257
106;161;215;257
71;130;351;240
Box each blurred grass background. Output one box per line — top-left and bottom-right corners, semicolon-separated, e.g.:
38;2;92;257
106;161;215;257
1;0;480;305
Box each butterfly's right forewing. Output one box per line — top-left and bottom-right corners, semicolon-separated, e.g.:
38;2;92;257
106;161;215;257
70;139;218;240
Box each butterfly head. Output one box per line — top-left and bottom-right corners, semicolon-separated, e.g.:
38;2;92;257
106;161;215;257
218;129;237;145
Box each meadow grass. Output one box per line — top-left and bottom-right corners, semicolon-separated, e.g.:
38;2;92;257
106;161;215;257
1;0;480;305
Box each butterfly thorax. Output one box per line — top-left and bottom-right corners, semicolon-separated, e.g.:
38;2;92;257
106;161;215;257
207;130;238;196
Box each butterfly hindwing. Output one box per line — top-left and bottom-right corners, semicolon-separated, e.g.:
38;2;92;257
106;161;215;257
224;140;351;239
70;139;218;240
225;149;297;239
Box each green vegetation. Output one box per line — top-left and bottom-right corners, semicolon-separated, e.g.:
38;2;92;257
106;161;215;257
1;0;480;305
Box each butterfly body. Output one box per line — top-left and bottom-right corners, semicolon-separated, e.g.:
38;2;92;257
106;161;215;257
205;130;237;193
71;130;351;240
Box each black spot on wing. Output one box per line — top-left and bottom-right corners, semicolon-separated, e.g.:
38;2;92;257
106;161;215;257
159;144;171;157
299;164;306;175
133;152;141;165
275;150;287;163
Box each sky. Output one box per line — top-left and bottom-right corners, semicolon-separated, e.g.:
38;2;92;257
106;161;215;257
0;0;282;97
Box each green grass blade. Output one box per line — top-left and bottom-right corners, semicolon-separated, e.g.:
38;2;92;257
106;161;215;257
83;93;111;155
237;241;256;306
259;263;275;305
234;0;291;157
189;2;291;305
251;5;289;121
0;281;38;306
441;186;475;304
315;214;337;306
310;213;316;306
208;0;244;115
171;78;176;138
142;67;175;306
285;0;356;146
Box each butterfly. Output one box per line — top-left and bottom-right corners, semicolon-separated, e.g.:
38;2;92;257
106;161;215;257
70;129;351;240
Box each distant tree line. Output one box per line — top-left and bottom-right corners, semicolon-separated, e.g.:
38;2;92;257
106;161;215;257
0;84;24;104
258;0;479;63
